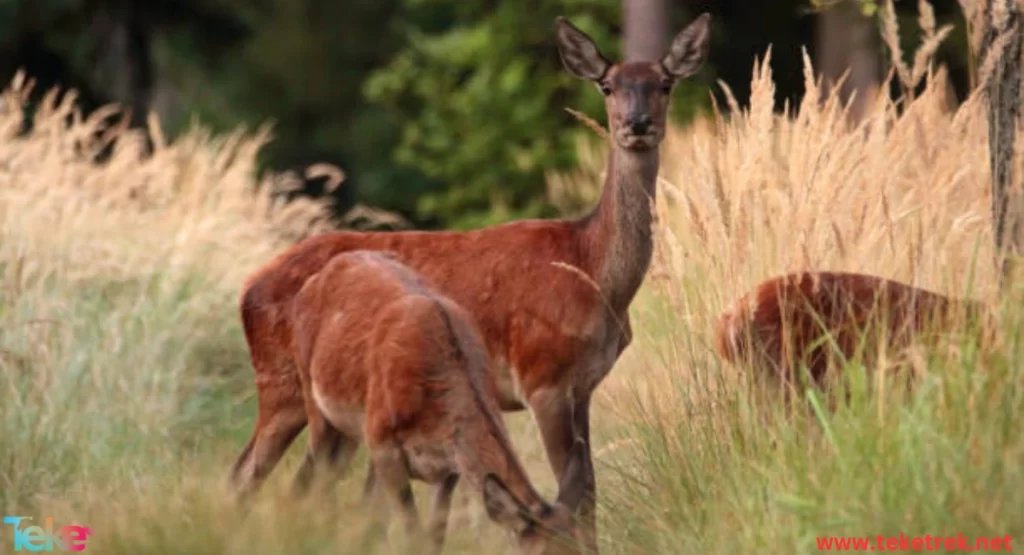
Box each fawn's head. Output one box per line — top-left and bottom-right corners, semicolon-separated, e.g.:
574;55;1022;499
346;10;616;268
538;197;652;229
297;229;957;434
481;440;589;555
555;14;711;151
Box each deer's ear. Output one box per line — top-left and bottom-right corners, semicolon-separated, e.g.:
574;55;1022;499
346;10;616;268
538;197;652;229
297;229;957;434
556;438;589;509
661;13;712;80
482;474;533;534
555;17;611;82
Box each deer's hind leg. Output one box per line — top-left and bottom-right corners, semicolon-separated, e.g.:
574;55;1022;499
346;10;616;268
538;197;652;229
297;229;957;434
229;370;307;504
291;405;360;498
229;305;308;504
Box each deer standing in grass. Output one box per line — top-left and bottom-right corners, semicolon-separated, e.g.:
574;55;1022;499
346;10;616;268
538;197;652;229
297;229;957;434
229;14;712;552
715;271;994;402
290;251;585;555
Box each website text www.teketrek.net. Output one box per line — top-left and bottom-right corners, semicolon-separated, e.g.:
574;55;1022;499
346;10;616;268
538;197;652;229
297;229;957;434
817;533;1013;551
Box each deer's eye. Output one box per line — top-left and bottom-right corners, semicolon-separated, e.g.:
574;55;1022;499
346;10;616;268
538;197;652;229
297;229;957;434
599;83;612;96
660;81;674;94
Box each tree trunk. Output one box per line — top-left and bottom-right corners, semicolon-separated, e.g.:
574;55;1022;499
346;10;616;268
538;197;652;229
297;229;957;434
981;0;1024;293
88;1;153;128
815;0;880;123
623;0;669;62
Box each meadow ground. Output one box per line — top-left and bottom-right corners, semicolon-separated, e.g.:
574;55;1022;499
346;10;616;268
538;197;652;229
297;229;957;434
2;44;1024;554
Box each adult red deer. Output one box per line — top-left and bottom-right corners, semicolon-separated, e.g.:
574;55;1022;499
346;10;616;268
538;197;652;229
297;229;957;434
290;251;585;555
714;271;993;402
229;14;712;552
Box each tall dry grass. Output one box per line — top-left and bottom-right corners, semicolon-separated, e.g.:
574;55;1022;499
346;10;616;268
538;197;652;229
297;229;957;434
551;7;1024;552
0;72;336;290
2;3;1023;552
0;71;545;554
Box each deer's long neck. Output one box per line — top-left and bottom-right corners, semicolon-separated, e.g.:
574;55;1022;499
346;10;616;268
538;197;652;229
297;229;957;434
456;423;547;509
583;143;660;313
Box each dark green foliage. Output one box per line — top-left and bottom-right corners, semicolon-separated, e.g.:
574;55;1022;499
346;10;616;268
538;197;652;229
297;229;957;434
364;1;723;228
364;1;620;228
0;0;979;229
154;0;418;218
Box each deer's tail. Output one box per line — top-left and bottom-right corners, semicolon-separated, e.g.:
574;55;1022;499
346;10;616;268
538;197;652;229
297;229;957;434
714;300;750;365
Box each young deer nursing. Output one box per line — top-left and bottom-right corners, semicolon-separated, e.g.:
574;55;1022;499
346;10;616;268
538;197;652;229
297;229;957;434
229;14;712;551
291;251;586;555
715;271;993;402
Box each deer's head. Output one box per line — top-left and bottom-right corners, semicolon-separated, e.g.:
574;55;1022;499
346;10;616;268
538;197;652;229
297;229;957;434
555;14;711;151
482;439;589;555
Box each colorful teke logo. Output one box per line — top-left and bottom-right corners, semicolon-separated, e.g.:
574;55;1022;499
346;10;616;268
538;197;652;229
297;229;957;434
3;516;92;552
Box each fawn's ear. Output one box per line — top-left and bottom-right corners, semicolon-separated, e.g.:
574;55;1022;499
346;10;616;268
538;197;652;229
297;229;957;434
482;473;533;534
555;17;611;81
555;438;589;509
661;13;712;80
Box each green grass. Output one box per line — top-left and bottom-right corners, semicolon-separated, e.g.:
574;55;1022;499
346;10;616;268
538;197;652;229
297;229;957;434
3;263;1022;554
596;286;1024;554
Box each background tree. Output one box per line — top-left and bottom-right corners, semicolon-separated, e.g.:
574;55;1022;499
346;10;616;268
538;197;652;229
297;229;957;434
813;0;881;122
624;0;669;62
977;0;1024;290
0;0;249;127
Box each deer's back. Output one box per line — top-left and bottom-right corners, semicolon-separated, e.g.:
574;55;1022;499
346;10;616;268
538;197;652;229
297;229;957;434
716;271;979;378
244;220;605;391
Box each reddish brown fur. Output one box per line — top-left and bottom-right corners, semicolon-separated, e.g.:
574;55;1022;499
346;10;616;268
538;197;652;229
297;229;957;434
715;271;992;398
288;251;585;555
229;15;713;552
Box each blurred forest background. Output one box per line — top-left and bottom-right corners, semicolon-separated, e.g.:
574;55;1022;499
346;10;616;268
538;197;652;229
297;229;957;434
0;0;974;230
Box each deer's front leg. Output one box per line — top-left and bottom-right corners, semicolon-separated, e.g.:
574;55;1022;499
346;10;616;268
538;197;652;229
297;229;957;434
529;385;576;485
529;384;598;554
571;394;598;553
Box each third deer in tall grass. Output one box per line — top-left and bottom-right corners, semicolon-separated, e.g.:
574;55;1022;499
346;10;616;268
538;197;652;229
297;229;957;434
230;14;713;552
715;271;995;404
291;251;586;555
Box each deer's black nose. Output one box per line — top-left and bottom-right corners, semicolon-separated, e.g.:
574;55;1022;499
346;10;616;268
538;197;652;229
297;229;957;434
628;115;652;135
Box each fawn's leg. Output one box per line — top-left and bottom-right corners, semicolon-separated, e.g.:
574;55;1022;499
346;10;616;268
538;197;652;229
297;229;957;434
371;445;422;553
426;474;460;555
355;468;393;554
291;408;360;498
361;461;377;507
